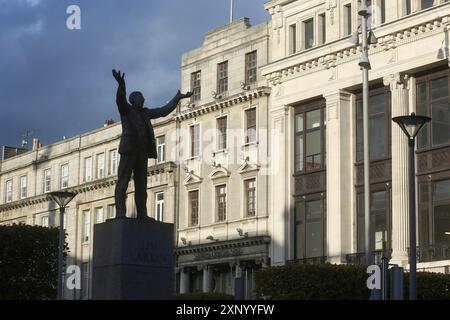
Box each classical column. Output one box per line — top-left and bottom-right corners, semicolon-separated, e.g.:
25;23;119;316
269;105;290;265
383;73;410;266
323;91;353;264
179;268;190;294
202;266;213;293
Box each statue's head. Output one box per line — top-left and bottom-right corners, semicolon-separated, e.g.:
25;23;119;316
129;91;145;108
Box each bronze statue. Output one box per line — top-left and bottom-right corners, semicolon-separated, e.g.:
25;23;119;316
112;69;192;219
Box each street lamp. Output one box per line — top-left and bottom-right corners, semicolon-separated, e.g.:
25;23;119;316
354;0;377;265
392;112;431;300
49;191;76;300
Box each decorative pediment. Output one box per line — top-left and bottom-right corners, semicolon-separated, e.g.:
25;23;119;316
238;159;260;175
209;165;230;180
183;171;203;186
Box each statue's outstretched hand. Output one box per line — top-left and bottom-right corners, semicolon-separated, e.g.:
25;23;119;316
112;69;125;84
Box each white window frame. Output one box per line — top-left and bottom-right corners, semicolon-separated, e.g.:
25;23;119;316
215;184;227;222
156;136;166;164
107;204;116;219
84;157;92;182
244;178;257;218
95;207;104;224
60;164;69;189
44;168;51;193
155;192;164;222
97;153;105;179
109;149;118;175
82;210;90;242
5;179;12;203
42;215;49;228
20;175;27;199
216;115;228;151
190;123;201;158
244;107;257;144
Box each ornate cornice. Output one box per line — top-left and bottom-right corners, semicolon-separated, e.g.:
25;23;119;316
175;87;271;121
265;15;449;86
0;162;176;214
175;235;270;256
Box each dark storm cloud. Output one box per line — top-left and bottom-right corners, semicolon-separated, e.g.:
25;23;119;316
0;0;269;147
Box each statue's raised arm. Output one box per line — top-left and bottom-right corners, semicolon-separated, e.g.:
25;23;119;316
112;69;129;115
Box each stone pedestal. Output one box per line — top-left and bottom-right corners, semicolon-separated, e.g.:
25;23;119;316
92;218;174;300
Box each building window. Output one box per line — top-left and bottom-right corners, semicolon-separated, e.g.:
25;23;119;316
97;153;105;179
245;108;257;144
82;210;90;242
294;198;326;259
318;13;326;45
344;4;352;36
245;51;257;84
95;207;104;224
216;185;227;222
217;117;227;150
107;204;116;219
416;73;450;149
303;18;314;50
357;190;391;253
419;179;450;256
156;136;165;164
380;0;386;24
421;0;434;9
217;61;228;94
189;190;199;226
20;175;27;199
191;71;201;102
109;149;118;175
60;164;69;189
405;0;412;15
155;192;164;222
44;168;51;193
289;23;297;54
82;262;89;300
356;90;391;161
295;104;326;172
245;179;256;217
358;0;372;30
190;124;200;158
5;180;12;203
41;215;49;228
84;157;92;182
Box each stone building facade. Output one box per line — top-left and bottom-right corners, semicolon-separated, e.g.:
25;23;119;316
1;0;450;300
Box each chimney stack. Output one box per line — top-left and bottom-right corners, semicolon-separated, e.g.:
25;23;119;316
32;138;42;151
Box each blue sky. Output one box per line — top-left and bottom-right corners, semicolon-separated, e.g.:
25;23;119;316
0;0;269;148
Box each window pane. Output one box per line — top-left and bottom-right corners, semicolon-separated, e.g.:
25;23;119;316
357;193;365;252
304;19;314;49
306;221;323;257
433;204;450;245
295;114;304;132
431;77;448;100
295;134;304;171
433;180;450;201
417;82;427;104
306;200;321;220
432;99;450;146
306;110;321;129
295;222;303;259
370;116;387;159
356;101;363;162
369;94;385;116
306;130;321;170
421;0;434;9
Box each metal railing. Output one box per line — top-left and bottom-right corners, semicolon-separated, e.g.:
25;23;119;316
416;245;450;263
286;256;328;265
346;249;392;265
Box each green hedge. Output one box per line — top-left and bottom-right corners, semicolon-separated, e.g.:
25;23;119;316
0;224;66;300
174;292;235;300
255;263;450;300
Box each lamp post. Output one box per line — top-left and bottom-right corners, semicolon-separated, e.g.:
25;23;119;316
49;191;76;300
392;112;431;300
354;0;377;265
